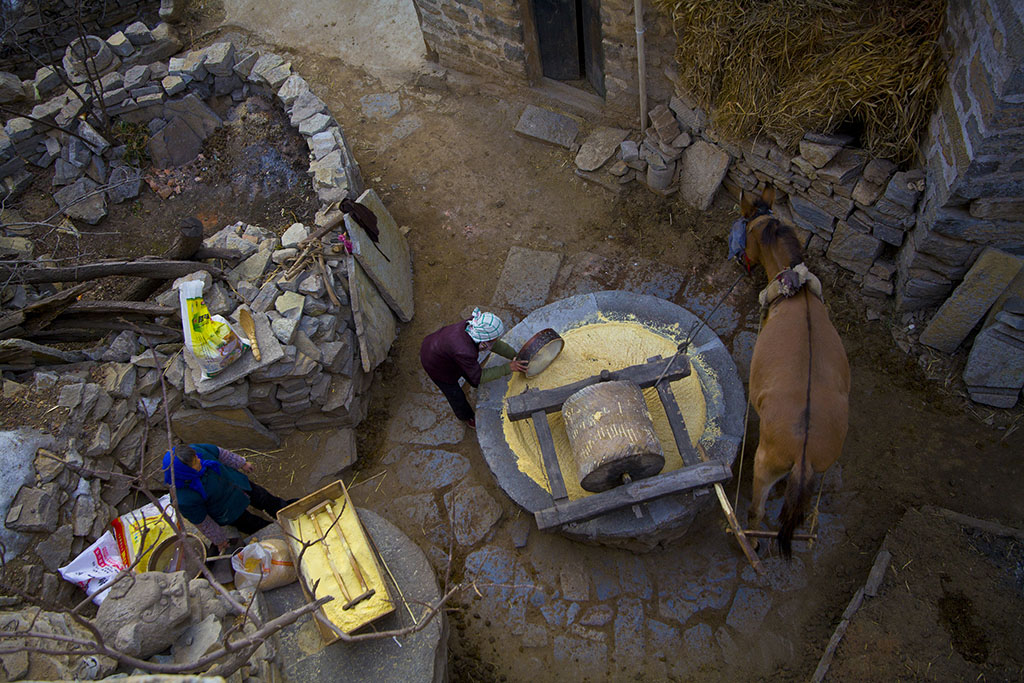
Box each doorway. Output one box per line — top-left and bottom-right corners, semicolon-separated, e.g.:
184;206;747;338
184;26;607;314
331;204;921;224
532;0;605;97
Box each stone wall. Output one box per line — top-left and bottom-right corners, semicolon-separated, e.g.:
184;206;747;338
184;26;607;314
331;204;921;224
0;0;160;78
413;0;529;82
898;0;1024;311
410;0;676;121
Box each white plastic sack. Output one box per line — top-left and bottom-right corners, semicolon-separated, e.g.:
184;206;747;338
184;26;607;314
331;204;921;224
59;494;176;605
178;278;248;378
58;531;125;605
231;539;296;590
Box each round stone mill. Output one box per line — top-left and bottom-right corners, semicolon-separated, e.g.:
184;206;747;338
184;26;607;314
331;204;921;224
475;291;745;551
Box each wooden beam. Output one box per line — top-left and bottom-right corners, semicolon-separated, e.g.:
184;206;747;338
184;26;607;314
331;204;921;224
656;380;701;467
506;355;691;420
533;461;731;530
0;259;225;284
60;301;175;316
533;409;569;502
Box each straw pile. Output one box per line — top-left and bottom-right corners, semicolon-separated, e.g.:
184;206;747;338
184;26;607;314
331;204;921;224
653;0;947;165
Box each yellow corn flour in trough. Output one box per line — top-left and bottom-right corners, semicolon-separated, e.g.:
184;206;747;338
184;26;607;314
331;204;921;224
502;320;710;501
291;512;392;633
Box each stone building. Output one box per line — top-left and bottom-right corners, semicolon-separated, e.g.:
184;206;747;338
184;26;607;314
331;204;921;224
409;0;1024;322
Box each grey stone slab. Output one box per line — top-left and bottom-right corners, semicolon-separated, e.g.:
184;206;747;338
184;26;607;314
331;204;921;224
387;392;465;446
514;104;578;149
490;246;562;314
164;94;223;140
574;127;628;171
827;220;883;275
443;482;502;546
963;322;1024;407
171;407;279;449
147;115;202;168
346;188;414;322
360;92;401;119
921;248;1024;354
261;510;446;683
190;310;284;395
725;586;772;634
106;164;143;203
53;177;106;224
348;255;397;373
678;140;730;211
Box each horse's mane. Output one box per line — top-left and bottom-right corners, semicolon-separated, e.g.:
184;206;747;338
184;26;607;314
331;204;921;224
759;218;804;268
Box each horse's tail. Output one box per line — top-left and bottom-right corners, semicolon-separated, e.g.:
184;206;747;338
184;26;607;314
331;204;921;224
778;455;813;559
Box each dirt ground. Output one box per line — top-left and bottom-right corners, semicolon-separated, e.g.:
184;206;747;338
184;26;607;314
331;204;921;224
4;2;1023;679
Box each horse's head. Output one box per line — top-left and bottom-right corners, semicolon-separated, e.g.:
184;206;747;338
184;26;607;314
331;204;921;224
735;186;776;270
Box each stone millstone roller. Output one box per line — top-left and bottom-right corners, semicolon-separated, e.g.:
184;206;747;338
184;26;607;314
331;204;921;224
562;380;665;493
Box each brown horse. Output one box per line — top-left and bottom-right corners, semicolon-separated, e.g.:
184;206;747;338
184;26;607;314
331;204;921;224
739;186;850;556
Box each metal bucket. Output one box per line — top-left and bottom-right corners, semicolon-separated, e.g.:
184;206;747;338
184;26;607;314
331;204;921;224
147;533;207;579
516;328;564;378
562;380;665;492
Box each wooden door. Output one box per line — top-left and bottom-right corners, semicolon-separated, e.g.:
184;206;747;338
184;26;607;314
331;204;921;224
534;0;581;80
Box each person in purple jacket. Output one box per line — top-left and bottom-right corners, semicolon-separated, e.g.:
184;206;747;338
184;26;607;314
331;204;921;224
420;308;527;428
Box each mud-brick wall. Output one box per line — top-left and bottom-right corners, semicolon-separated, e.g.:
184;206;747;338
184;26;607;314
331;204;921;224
411;0;676;123
898;0;1024;311
0;0;159;78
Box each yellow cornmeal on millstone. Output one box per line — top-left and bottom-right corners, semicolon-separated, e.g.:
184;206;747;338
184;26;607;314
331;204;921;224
502;320;709;500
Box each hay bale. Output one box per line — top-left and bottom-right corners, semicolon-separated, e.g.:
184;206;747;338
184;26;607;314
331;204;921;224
653;0;947;165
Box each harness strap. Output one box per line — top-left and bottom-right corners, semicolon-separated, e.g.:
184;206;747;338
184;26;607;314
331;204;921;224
758;262;823;312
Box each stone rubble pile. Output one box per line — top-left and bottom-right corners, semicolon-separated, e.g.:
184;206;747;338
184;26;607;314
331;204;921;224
1;22;361;236
163;220;372;453
580;96;922;309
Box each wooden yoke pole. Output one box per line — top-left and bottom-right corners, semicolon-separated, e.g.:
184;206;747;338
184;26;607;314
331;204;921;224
697;443;763;576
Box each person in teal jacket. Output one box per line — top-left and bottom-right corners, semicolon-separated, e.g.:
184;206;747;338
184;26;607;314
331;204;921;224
162;443;295;553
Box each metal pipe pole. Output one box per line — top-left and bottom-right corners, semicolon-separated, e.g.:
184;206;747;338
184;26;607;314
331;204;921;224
634;0;648;129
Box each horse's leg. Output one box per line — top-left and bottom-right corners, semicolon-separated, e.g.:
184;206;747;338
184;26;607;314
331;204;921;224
747;445;773;530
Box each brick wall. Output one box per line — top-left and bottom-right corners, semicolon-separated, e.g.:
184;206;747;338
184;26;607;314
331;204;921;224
0;0;160;79
898;0;1024;311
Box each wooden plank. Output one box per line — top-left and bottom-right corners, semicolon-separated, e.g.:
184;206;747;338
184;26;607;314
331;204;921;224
60;301;176;316
507;355;691;420
656;381;701;467
0;259;226;284
532;409;568;502
534;461;731;530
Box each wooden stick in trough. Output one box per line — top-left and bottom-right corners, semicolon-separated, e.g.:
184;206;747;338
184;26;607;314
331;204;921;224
696;443;764;575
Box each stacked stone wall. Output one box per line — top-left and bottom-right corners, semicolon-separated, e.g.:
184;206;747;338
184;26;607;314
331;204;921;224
0;0;160;79
899;0;1024;311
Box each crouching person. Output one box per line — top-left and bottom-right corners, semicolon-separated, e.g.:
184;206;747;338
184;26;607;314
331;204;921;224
162;443;295;554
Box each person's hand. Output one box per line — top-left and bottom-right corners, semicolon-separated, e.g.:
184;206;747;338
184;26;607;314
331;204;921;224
241;462;255;474
510;359;529;373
